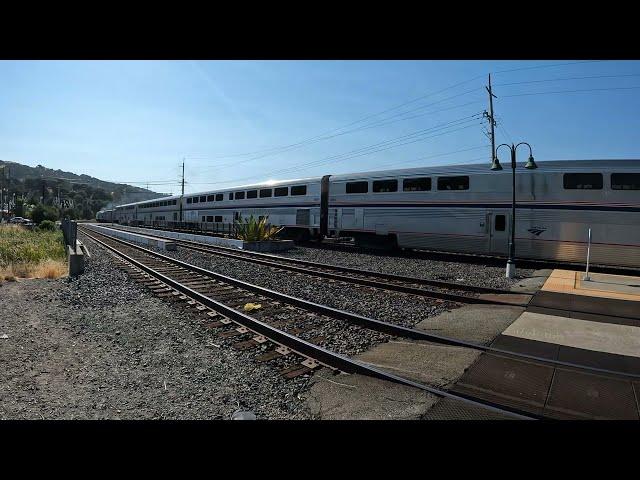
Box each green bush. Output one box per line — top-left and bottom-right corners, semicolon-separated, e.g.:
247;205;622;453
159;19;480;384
31;204;59;224
38;220;56;231
234;215;283;241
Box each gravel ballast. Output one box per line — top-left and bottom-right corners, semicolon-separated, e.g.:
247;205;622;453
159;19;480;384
279;246;535;291
0;238;313;420
100;224;534;290
132;240;458;333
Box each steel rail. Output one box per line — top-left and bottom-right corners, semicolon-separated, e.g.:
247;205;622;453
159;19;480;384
91;225;529;306
80;225;640;381
83;228;538;420
173;238;517;295
114;222;640;278
172;241;528;306
308;239;640;278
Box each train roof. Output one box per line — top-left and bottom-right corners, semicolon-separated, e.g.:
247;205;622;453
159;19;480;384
113;159;640;208
328;159;640;181
115;175;323;208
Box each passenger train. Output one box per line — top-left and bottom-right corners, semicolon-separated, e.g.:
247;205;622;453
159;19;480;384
97;160;640;267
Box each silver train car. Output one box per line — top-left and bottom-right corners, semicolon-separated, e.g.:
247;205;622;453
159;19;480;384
111;160;640;268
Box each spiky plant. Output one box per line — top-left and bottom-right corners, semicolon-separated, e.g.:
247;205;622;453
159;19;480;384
234;215;283;241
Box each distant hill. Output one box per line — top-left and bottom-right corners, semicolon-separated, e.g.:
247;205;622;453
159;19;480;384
0;159;169;219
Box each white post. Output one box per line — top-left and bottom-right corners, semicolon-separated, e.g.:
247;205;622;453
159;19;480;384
584;228;592;281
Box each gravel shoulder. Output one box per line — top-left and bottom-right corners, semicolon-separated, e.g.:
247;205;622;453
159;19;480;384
0;240;312;420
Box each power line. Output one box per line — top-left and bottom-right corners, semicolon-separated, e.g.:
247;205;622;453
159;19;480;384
194;88;485;170
494;72;640;87
497;120;514;144
190;61;604;166
233;117;483;178
491;60;607;75
502;85;640;98
186;121;483;186
196;98;485;172
374;144;490;170
194;75;487;162
199;112;483;173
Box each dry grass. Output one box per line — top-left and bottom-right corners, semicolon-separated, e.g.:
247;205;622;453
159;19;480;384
0;260;67;281
34;259;68;279
0;224;67;281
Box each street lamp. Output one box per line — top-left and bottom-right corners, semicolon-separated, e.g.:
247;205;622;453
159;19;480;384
491;142;537;279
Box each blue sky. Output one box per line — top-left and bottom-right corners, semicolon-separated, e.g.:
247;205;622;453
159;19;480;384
1;60;639;195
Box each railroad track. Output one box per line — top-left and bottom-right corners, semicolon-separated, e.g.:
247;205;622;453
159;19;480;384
108;222;640;277
96;224;532;307
80;226;640;420
304;238;640;278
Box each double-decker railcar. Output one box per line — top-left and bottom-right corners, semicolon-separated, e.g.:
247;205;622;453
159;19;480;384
326;160;640;267
111;159;640;267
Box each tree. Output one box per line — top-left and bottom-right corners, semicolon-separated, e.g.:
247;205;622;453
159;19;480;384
14;198;24;217
31;204;59;224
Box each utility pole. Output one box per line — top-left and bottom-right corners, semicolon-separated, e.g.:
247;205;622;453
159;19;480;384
484;73;498;163
179;159;185;222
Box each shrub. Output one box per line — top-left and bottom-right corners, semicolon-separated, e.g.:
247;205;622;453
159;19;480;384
38;220;56;231
31;204;59;224
234;215;283;241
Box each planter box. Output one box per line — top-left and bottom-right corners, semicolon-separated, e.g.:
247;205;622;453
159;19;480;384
242;240;295;252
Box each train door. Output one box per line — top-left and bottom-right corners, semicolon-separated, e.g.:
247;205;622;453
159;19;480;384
340;208;364;231
487;212;509;254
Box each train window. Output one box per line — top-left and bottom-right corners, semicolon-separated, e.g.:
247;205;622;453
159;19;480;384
373;180;398;193
247;190;258;199
207;195;215;202
403;177;431;191
200;196;207;203
173;200;177;205
346;181;368;194
563;173;603;190
229;193;233;200
216;194;223;201
235;191;245;200
274;187;288;197
260;188;272;198
187;197;192;204
192;197;199;204
611;173;640;190
437;176;469;191
206;215;213;222
215;215;222;222
495;215;506;231
291;185;307;196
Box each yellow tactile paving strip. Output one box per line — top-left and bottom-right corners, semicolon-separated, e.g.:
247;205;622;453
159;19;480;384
541;269;640;302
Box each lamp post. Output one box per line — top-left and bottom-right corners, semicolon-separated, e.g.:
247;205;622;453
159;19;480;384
490;142;537;279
